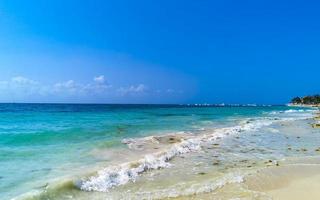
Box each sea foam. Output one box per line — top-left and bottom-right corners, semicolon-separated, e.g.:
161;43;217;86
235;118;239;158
77;110;313;192
77;138;201;192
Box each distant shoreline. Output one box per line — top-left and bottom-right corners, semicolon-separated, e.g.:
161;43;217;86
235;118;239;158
288;103;320;108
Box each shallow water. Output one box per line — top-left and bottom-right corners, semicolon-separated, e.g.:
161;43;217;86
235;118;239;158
0;104;319;199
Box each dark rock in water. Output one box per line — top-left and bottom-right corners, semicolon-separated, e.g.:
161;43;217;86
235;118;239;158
197;172;206;175
35;183;49;190
247;165;252;168
168;137;181;143
312;123;320;128
212;160;220;165
153;135;182;144
296;136;301;139
301;148;308;152
264;160;273;164
315;148;320;152
287;147;292;150
259;149;266;153
130;162;140;168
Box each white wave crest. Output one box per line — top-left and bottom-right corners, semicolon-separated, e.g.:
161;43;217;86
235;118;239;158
77;112;311;193
126;172;245;199
284;109;306;113
77;139;201;192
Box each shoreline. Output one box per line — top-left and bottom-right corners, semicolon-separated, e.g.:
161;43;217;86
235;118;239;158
6;106;320;200
246;158;320;200
244;109;320;200
287;103;320;108
268;173;320;200
170;109;320;200
288;104;320;128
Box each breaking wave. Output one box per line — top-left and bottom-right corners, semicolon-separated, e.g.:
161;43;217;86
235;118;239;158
16;108;315;200
76;116;284;192
76;138;201;192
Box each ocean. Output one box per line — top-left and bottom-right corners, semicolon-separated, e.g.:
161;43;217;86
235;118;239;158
0;104;319;199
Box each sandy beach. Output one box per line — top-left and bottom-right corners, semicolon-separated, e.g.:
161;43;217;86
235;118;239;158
268;175;320;200
247;162;320;200
2;105;320;200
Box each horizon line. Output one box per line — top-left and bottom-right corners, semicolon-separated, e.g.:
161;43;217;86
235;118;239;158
0;102;286;106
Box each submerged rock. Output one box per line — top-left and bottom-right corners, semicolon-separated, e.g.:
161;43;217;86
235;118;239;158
312;123;320;128
264;160;273;164
301;148;308;152
212;160;220;165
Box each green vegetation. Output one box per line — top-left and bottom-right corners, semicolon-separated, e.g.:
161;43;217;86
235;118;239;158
291;95;320;105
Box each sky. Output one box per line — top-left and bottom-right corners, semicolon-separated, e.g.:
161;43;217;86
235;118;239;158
0;0;319;104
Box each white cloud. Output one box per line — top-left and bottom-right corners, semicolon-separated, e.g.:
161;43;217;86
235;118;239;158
93;75;105;84
118;84;147;95
53;76;111;95
166;88;174;93
0;75;180;102
53;80;82;95
83;83;111;94
11;76;38;85
130;84;146;92
0;76;47;98
53;80;86;95
54;80;76;90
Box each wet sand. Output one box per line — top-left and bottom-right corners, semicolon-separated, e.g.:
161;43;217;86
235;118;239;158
267;174;320;200
14;108;320;200
244;158;320;200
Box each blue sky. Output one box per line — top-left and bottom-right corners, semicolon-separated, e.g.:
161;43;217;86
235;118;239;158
0;0;319;104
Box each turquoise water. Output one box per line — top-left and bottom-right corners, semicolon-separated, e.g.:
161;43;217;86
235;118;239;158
0;104;316;199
